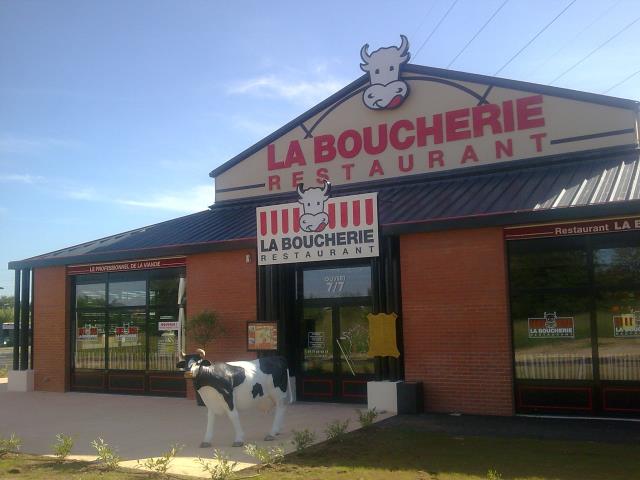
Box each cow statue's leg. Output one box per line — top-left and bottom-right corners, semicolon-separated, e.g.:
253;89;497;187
225;408;245;447
265;396;286;441
200;408;216;448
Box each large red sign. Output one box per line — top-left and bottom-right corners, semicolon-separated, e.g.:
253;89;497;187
504;216;640;240
67;257;186;275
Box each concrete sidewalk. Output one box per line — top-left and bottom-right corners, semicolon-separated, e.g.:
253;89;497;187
0;382;390;478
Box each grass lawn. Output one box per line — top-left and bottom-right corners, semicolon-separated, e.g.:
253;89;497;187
1;424;638;479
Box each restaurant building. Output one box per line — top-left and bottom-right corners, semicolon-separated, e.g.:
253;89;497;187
9;37;640;417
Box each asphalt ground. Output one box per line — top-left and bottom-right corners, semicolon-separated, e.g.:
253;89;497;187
382;412;640;444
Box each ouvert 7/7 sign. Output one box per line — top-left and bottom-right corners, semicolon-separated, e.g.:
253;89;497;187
256;182;379;265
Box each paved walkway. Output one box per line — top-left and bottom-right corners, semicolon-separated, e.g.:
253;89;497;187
0;382;390;477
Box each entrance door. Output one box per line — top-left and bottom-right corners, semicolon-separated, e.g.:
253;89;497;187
298;266;375;402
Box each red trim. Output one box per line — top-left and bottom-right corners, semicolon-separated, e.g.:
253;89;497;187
68;256;186;275
281;209;289;234
260;211;267;236
602;386;640;413
340;202;349;228
504;215;640;240
341;379;367;398
302;378;334;397
72;371;106;390
365;198;374;225
517;386;593;411
328;203;336;228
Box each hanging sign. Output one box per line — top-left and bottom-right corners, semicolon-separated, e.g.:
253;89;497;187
613;312;640;337
367;312;400;358
256;182;379;265
247;322;278;351
158;321;180;331
528;312;575;338
68;257;186;275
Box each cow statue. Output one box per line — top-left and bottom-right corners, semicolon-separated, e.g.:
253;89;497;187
360;35;410;110
297;181;331;232
177;349;291;447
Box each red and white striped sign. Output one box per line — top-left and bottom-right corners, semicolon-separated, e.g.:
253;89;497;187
257;192;379;265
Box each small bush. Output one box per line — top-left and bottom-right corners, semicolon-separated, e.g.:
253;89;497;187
487;469;503;480
291;429;316;452
244;443;284;468
197;450;237;480
52;433;74;462
91;437;121;471
357;407;378;427
325;419;350;442
0;433;21;457
137;443;183;476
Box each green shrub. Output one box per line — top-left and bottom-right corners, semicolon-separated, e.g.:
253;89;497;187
0;433;21;457
197;450;237;480
487;469;503;480
357;407;378;427
52;433;74;462
188;310;226;348
325;419;350;442
244;443;284;468
291;429;316;452
137;443;183;476
91;437;121;471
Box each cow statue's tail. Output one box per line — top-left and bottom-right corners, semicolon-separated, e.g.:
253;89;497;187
287;368;293;404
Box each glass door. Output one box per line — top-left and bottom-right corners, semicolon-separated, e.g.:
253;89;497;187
298;265;375;402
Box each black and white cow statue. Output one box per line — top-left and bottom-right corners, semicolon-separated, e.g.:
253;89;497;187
177;349;291;447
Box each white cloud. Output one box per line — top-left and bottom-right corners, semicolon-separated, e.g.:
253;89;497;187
0;173;45;184
115;184;214;213
227;73;347;107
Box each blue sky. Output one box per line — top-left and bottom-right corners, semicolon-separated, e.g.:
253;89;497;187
1;0;639;294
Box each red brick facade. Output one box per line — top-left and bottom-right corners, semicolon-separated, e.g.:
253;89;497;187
400;227;514;416
33;266;70;392
185;250;257;399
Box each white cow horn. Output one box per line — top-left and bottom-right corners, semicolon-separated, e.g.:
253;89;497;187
180;351;186;359
321;181;331;195
296;183;305;196
360;43;371;64
398;35;409;55
196;348;205;358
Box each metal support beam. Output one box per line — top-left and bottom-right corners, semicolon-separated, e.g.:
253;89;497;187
20;268;30;370
12;270;20;371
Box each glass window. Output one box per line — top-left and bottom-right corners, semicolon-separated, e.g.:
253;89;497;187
107;308;146;370
339;305;374;375
76;280;106;308
148;310;179;371
509;247;588;291
108;280;146;307
149;275;180;307
596;290;640;381
512;292;592;380
301;307;333;374
594;247;640;287
304;266;371;299
75;311;106;369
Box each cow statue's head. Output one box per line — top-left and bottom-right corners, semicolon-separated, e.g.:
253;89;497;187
360;35;410;110
177;348;211;378
297;181;331;233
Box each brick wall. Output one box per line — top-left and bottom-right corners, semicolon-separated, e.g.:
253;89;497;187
401;227;514;416
33;266;69;392
185;249;257;399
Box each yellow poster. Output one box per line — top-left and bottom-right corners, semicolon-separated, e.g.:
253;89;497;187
367;313;400;358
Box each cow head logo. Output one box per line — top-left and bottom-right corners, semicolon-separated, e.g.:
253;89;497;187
360;35;410;110
297;181;331;233
544;312;558;329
